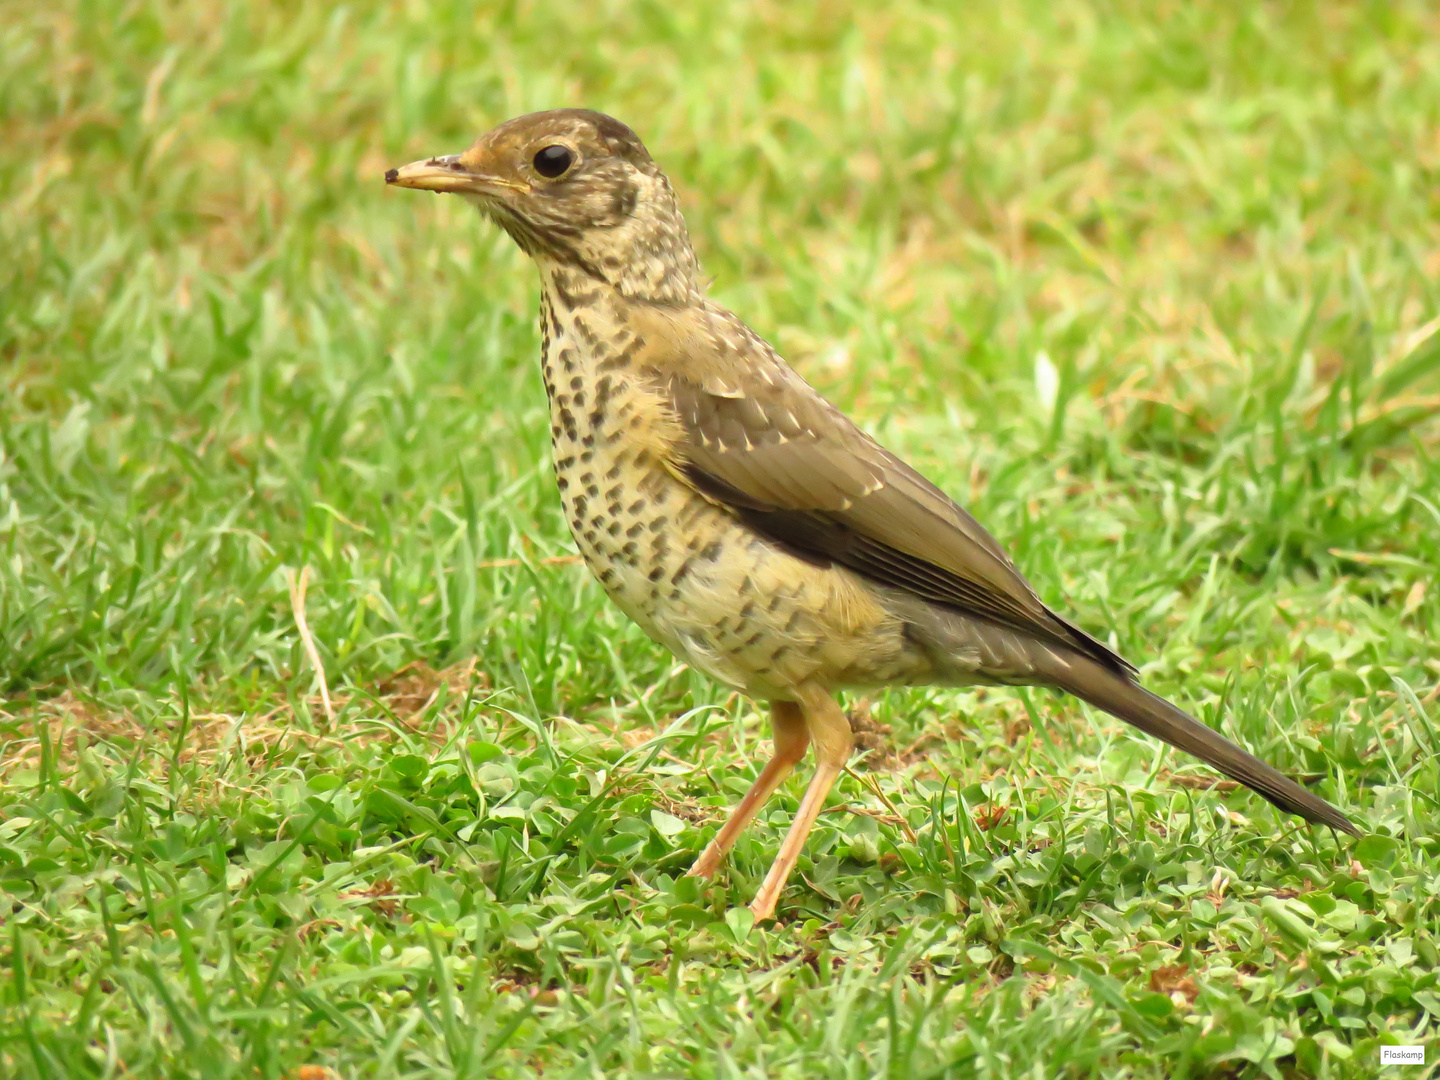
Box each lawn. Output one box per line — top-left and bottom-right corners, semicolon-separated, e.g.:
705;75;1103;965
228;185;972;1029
4;1;1440;1076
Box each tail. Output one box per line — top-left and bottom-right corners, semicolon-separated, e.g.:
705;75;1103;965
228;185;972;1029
875;592;1360;834
1047;653;1360;835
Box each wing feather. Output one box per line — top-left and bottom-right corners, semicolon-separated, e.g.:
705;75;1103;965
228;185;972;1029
630;301;1133;673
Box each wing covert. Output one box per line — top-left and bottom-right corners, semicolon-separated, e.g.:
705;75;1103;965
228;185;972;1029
632;304;1132;674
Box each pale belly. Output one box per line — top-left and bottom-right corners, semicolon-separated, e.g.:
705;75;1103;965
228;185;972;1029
552;428;932;699
536;298;934;699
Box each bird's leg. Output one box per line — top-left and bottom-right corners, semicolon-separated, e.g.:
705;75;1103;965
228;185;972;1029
687;700;809;880
749;686;853;922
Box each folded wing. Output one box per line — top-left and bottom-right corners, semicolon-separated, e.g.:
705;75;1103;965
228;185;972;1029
649;328;1132;677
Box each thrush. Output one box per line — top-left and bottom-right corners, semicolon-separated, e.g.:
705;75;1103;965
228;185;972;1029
387;109;1360;920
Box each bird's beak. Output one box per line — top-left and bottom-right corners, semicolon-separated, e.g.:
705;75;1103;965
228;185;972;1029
384;154;522;196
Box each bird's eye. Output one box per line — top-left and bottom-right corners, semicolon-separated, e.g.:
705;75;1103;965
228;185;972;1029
532;145;574;178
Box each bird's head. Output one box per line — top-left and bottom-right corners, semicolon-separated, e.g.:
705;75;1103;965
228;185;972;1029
387;109;700;303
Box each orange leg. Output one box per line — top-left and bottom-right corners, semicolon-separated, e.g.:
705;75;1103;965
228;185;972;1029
687;700;809;880
749;686;853;922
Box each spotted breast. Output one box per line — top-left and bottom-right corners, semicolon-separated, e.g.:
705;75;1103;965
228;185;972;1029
536;265;932;700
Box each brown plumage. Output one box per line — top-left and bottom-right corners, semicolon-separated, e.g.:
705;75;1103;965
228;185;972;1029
387;109;1360;920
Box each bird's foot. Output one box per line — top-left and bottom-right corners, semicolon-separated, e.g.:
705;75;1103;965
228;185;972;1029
686;844;723;880
747;894;778;922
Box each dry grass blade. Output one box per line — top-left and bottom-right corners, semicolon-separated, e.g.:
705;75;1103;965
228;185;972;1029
287;565;333;724
475;554;583;570
844;764;919;845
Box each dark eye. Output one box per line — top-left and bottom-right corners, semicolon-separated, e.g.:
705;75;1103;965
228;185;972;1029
532;145;574;178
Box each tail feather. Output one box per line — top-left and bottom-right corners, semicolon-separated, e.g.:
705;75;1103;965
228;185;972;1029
1048;653;1360;835
876;591;1360;835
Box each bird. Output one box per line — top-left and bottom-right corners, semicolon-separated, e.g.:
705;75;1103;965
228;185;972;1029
386;109;1360;920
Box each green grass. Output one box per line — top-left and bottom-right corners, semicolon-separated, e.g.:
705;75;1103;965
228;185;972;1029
4;1;1440;1076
